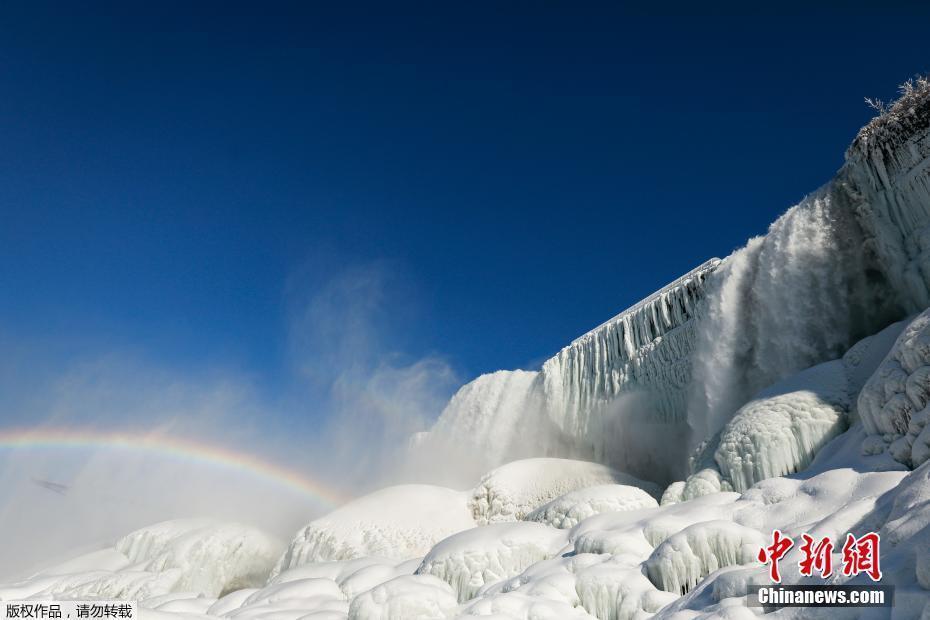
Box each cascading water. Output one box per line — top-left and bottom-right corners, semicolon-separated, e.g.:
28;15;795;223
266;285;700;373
686;184;900;447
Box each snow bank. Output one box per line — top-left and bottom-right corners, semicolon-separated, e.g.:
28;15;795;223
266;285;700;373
274;484;476;574
470;458;659;525
416;522;568;603
526;484;658;529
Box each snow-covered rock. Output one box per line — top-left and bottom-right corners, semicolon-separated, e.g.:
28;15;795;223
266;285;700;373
274;484;476;574
469;458;659;525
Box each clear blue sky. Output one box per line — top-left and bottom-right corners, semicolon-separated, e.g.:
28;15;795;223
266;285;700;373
2;3;929;411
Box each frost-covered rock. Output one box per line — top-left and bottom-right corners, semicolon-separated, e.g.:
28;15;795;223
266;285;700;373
274;485;476;574
470;458;659;525
845;77;930;313
416;522;568;602
526;484;658;529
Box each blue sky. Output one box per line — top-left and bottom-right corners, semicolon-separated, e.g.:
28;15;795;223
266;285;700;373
2;4;929;431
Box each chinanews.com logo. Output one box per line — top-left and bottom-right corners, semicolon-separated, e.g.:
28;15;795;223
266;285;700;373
748;529;893;608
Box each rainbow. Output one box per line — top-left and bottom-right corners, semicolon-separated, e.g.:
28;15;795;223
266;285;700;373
0;427;351;508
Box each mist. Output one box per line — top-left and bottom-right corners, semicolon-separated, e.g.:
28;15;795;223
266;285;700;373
0;260;464;580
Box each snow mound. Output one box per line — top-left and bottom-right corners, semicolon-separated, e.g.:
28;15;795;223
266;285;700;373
526;484;658;529
274;484;476;574
470;458;659;525
714;359;850;492
859;310;930;467
416;522;568;603
0;519;281;601
348;574;458;620
644;521;764;595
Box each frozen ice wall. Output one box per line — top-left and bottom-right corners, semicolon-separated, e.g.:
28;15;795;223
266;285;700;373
417;262;721;484
539;259;720;429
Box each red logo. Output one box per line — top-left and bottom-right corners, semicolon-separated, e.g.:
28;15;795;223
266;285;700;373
798;534;834;578
757;529;793;583
841;532;882;582
758;531;882;583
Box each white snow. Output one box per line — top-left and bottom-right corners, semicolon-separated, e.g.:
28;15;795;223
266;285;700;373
469;458;659;525
273;484;476;574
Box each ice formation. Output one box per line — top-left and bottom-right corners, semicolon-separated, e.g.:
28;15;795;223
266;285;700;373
415;522;567;602
644;521;763;595
858;309;930;469
273;485;476;574
713;359;851;492
469;458;659;525
416;261;721;484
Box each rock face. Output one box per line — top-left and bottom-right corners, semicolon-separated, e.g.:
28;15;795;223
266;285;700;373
845;77;930;313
